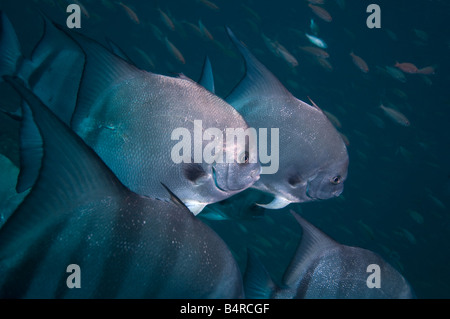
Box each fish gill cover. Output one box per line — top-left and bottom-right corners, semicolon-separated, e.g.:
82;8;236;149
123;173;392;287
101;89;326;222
0;0;449;299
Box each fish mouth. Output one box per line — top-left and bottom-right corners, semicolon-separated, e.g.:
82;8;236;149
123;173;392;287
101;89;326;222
212;166;227;192
305;180;343;200
305;181;319;201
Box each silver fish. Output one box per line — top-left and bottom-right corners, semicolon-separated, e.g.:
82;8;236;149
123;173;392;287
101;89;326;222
0;15;260;215
305;33;328;49
225;28;348;209
0;78;244;298
244;211;415;299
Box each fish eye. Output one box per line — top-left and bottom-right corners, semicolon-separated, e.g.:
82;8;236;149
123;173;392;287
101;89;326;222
238;151;250;164
330;175;342;185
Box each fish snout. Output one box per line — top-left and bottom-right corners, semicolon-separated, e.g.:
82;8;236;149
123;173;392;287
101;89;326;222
306;174;345;200
212;161;260;192
331;186;344;198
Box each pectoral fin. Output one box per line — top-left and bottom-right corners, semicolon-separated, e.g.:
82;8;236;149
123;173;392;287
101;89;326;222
184;201;207;215
256;196;291;209
225;27;291;110
243;251;277;299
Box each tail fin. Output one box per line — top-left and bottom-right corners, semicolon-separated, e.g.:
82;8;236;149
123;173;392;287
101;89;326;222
243;251;277;299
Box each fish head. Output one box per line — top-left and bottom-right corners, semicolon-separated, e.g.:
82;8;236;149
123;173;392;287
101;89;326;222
256;108;349;209
212;130;261;192
290;103;349;202
304;157;349;200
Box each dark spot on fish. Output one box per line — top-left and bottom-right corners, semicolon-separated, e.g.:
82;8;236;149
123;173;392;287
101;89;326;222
288;174;302;187
182;162;207;182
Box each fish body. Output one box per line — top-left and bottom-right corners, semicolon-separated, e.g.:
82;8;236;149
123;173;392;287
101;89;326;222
275;43;298;68
244;212;415;299
199;20;214;41
395;62;418;74
0;78;244;298
385;66;406;82
71;32;259;214
310;18;319;36
299;46;329;58
0;154;29;228
262;34;298;68
261;33;279;56
0;16;260;215
157;8;175;31
316;56;333;71
226;28;348;209
308;4;332;22
323;110;342;128
380;104;410;126
164;37;186;64
417;66;435;75
350;52;369;73
72;0;90;18
305;33;328;49
118;2;140;24
198;0;220;11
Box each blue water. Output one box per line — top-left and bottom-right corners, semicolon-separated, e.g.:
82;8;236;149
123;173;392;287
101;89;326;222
0;0;449;298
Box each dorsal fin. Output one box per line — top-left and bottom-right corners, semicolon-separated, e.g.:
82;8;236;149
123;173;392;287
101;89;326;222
52;24;147;130
307;96;324;113
198;56;215;94
0;77;128;256
105;37;135;65
225;27;291;110
282;211;338;287
0;11;22;78
24;15;84;125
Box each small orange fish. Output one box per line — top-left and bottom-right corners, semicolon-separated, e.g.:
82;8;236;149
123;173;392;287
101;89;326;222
316;57;333;71
417;66;435;75
350;52;369;73
395;62;418;74
299;46;329;58
119;2;140;24
164;37;185;64
308;4;332;22
158;8;175;31
340;133;350;146
199;20;214;41
198;0;220;11
182;21;203;38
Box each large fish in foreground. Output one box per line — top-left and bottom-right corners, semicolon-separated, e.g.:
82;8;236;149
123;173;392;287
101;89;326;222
225;28;349;209
0;13;260;215
0;154;29;228
244;211;415;299
0;78;244;298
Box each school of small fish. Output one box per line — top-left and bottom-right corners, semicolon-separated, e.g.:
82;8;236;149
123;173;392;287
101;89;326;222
0;0;447;299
